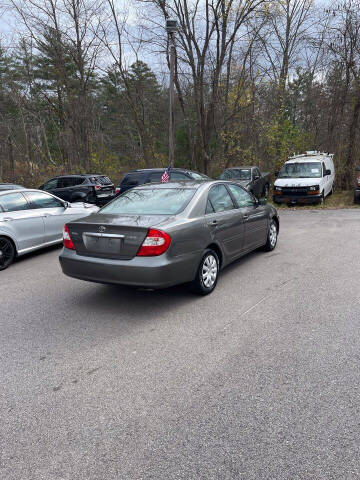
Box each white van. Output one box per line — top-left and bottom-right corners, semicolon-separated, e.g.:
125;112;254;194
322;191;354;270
273;151;335;205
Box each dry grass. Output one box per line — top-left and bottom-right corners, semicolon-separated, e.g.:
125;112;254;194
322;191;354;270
268;190;360;210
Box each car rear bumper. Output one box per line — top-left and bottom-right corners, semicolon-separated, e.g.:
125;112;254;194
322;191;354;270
354;189;360;203
59;248;200;288
273;194;322;204
95;194;115;206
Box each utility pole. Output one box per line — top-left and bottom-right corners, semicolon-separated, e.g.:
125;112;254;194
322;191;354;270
166;19;178;168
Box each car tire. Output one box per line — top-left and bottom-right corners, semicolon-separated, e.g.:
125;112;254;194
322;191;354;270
319;192;325;205
263;219;278;251
190;249;219;295
0;236;15;270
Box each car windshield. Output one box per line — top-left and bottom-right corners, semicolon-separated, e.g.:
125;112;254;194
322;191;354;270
279;162;322;178
100;188;196;215
219;169;251;180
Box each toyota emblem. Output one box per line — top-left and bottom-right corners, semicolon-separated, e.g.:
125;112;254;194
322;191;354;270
98;225;106;233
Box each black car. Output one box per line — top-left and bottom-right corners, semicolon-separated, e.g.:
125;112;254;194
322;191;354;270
219;166;271;198
115;168;210;195
354;167;360;204
39;174;115;205
0;183;24;191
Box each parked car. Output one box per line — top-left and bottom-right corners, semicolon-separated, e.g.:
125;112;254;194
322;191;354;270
0;189;98;270
354;167;360;204
60;180;279;295
39;174;115;205
115;168;210;195
273;151;335;205
218;166;270;198
0;183;24;191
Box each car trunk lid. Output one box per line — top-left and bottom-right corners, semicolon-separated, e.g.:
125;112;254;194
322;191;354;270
68;214;172;260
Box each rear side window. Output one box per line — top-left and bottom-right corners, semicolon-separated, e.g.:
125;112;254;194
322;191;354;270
43;178;59;190
0;192;30;212
25;192;64;209
188;171;210;180
121;173;146;186
207;185;234;213
59;177;84;188
147;172;163;183
100;188;196;215
170;172;189;180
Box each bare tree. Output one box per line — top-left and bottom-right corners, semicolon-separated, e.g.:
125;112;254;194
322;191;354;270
138;0;267;173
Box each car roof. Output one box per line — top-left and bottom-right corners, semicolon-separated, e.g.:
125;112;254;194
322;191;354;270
0;188;49;196
0;183;22;186
285;157;330;164
131;179;240;191
50;174;106;178
126;168;202;173
224;166;254;170
286;152;333;164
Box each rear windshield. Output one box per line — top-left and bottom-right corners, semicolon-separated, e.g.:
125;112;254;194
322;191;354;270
219;169;251;180
100;188;196;215
91;176;112;185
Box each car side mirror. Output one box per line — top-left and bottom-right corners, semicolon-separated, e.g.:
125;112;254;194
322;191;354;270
258;198;267;206
63;201;70;209
274;170;279;178
325;169;331;176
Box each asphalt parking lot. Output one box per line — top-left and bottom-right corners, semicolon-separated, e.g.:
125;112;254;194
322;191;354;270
1;209;360;479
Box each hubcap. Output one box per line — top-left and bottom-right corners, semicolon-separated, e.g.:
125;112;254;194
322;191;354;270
202;254;218;288
269;223;277;247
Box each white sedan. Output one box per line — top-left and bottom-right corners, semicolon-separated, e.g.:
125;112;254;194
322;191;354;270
0;189;98;270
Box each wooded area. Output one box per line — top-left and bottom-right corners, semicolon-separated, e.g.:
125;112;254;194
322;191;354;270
0;0;359;188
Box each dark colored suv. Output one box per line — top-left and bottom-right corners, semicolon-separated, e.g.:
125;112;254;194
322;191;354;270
39;174;115;205
354;166;360;204
116;168;210;195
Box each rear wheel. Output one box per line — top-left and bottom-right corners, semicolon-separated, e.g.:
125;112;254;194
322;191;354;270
263;220;278;251
190;249;219;295
0;236;15;270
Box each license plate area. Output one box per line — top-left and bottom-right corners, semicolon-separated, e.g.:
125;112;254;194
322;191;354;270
96;192;113;198
83;233;123;254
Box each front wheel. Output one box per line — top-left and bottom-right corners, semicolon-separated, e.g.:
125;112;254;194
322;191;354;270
263;220;278;251
0;236;15;270
190;249;219;295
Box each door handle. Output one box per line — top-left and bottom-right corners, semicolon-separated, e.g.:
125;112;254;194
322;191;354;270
243;214;249;220
3;217;13;222
208;219;218;226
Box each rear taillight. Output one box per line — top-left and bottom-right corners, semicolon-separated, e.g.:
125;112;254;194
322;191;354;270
94;185;101;191
115;187;120;195
63;224;75;250
137;229;171;256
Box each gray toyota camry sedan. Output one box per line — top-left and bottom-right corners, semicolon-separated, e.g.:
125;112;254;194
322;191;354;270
59;181;279;294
